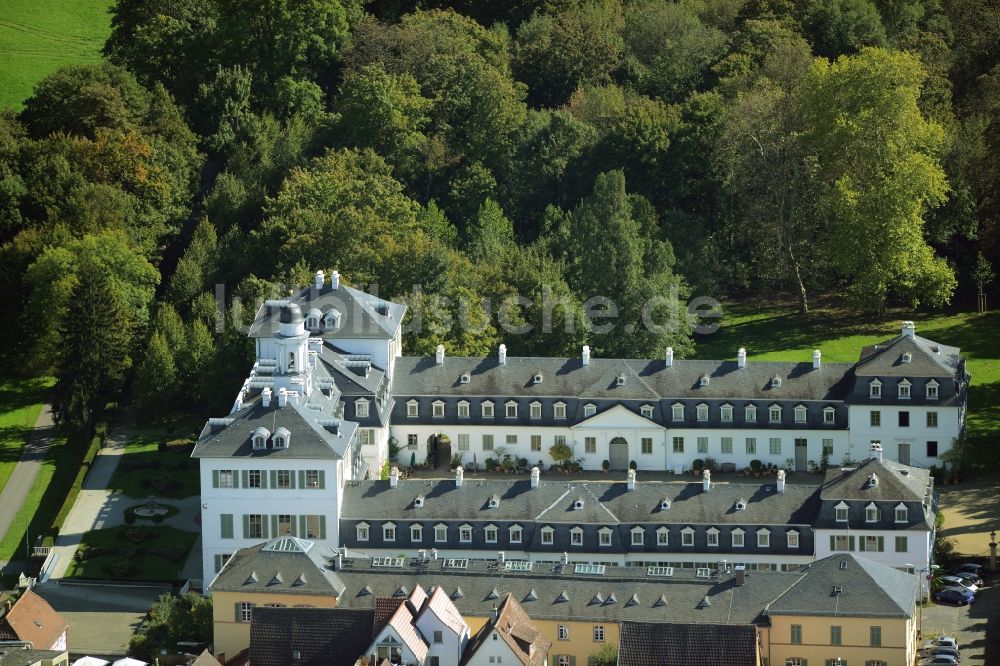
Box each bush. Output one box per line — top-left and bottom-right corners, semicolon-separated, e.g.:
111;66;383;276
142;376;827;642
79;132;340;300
629;460;637;471
703;457;717;472
517;457;528;469
485;458;497;471
749;459;762;472
602;459;610;470
49;426;105;535
124;513;136;526
692;458;704;471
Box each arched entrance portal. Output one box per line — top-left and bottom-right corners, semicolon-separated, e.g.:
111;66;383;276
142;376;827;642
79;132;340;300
609;437;629;471
427;434;452;469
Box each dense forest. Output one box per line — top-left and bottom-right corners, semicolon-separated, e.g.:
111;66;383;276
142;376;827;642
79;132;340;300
0;0;997;429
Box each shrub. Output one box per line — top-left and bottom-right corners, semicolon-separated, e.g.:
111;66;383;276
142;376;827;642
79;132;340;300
517;458;528;469
602;459;610;470
485;457;497;471
749;459;762;472
629;460;637;471
703;457;717;472
692;458;704;471
124;513;136;526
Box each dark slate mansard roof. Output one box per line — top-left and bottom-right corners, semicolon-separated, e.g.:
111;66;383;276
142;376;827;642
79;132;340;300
813;458;934;531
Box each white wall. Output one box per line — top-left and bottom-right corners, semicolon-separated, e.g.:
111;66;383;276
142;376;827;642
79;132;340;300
847;405;961;467
813;529;931;571
463;630;519;666
415;602;468;665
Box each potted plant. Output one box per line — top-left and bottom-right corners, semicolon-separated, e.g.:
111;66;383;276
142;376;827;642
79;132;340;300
518;457;528;471
749;459;762;476
629;460;638;471
602;459;610;474
692;459;704;476
485;457;497;472
704;457;717;473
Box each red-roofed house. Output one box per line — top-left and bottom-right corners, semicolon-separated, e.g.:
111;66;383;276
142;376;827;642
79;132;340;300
0;590;68;651
366;585;470;666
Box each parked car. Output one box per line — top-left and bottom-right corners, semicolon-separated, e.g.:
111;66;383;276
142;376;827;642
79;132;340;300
933;587;974;605
957;563;984;576
926;647;961;662
922;656;959;665
927;636;959;649
941;575;979;593
950;571;983;586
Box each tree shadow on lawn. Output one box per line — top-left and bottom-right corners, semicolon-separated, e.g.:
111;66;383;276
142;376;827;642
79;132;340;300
0;377;53;415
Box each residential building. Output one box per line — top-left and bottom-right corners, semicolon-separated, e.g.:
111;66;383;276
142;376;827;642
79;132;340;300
763;554;920;666
0;590;68;653
249;607;375;666
618;622;760;666
461;594;550;666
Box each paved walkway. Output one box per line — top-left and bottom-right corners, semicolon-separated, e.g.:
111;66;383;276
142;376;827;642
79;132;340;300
0;403;56;570
936;481;1000;556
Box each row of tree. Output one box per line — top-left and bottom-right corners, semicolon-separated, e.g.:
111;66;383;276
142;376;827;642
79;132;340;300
0;0;997;427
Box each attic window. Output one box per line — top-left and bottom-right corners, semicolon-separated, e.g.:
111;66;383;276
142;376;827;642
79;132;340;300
406;400;418;417
699;374;710;387
554;402;567;419
640;404;654;418
926;380;939;399
573;498;585;510
583;403;597;417
460;373;471;384
660;499;671;510
898;379;911;399
870;379;882;399
901;352;912;363
771;376;782;388
356;399;370;418
534;372;543;384
615;375;626;386
414;496;424;508
488;495;500;509
252;427;270;450
305;308;321;331
323;309;341;330
272;427;290;449
735;499;747;511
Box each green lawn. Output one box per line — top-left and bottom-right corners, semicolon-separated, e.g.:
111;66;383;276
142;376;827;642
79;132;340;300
107;437;200;500
0;0;113;110
63;524;198;581
692;302;1000;471
0;377;53;496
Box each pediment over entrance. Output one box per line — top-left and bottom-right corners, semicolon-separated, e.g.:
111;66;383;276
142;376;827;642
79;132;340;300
571;404;663;430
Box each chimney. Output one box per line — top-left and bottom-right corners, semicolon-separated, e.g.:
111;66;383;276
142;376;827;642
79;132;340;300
530;466;540;489
277;388;289;408
492;604;499;619
735;565;745;586
582;345;590;366
561;552;569;565
901;320;915;338
498;344;507;366
870;441;883;462
737;348;747;369
455;466;464;488
665;347;674;368
627;469;636;491
335;552;343;570
702;469;711;492
432;548;438;560
261;386;272;408
812;349;821;369
498;551;505;563
315;270;325;290
389;466;399;488
776;469;786;493
331;270;340;290
435;344;445;365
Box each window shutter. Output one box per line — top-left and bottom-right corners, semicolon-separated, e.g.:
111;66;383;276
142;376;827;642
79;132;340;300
569;657;576;666
299;516;307;538
859;538;865;552
261;516;269;539
235;603;241;622
289;516;297;537
221;514;233;539
877;537;884;552
270;515;278;538
242;515;251;539
233;471;240;488
289;471;296;489
319;515;327;539
241;470;249;487
212;470;219;488
318;470;325;489
298;470;306;488
849;536;855;551
830;535;835;551
269;470;277;488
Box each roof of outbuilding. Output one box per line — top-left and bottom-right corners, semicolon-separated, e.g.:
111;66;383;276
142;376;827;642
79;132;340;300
248;284;405;340
856;333;961;377
391;355;855;401
618;621;759;666
191;392;355;460
766;553;918;618
249;607;375;666
462;594;550;666
0;590;68;651
209;538;344;595
819;458;931;503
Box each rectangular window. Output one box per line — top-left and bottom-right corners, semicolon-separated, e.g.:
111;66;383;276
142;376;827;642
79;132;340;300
899;411;909;427
435;526;447;542
276;470;291;489
357;524;369;541
459;526;472;542
672;437;684;453
746;438;756;455
305;470;320;488
721;437;732;454
239;602;253;624
641;438;653;454
411;525;422;541
599;531;611;546
790;625;802;645
485;526;498;543
721;405;733;421
861;535;883;552
769;438;781;455
358;429;374;447
824;409;835;424
431;402;444;418
631;530;644;545
870;626;881;647
220;514;234;539
787;531;799;548
247;514;263;539
407;433;418;449
554;404;566;419
681;531;694;546
530;403;542;419
593;626;605;642
304;515;323;539
505;403;517;418
895;536;908;552
571;531;583;546
218;470;234;488
532;435;543;452
458;402;469;418
433;631;443;644
832;534;854;551
383;524;396;541
927;441;938;457
554;435;567;446
831;625;841;645
657;530;668;545
745;405;757;421
895;506;907;522
697;404;709;421
457;434;470;451
558;626;569;640
357;401;370;417
510;526;522;543
758;531;770;547
707;531;718;547
506;434;518;446
672;404;684;420
871;382;882;398
541;530;554;545
698;436;709;453
584;437;596;454
214;553;231;573
870;410;881;427
276;514;292;537
899;382;911;398
927;411;938;427
248;470;262;488
483;435;494;452
407;402;418;417
732;531;744;547
822;439;834;456
769;406;781;422
482;402;494;418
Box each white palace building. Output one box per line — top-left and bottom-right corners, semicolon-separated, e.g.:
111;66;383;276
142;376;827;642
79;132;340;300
194;270;967;581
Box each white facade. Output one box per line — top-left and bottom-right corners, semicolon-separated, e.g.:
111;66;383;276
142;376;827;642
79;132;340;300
463;631;521;666
814;528;932;572
847;404;961;468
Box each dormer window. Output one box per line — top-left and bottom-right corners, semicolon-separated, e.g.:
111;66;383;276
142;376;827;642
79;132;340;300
699;374;710;387
640;404;654;419
414;496;425;508
895;503;908;523
823;406;836;424
835;501;849;522
865;502;879;523
660;499;670;510
541;526;554;545
926;380;939;399
671;403;684;420
656;527;669;545
272;427;290;449
323;309;341;330
720;404;733;422
616;375;626;386
406;400;419;417
901;352;912;363
357;522;369;541
794;405;807;423
305;308;321;331
533;372;543;384
731;528;744;547
898;379;911;399
554;402;567;419
460;373;471;384
768;405;781;423
488;495;500;509
734;499;747;511
482;401;494;418
757;528;770;548
457;401;470;418
505;401;518;418
745;404;757;421
356;399;370;418
681;527;694;546
696;403;709;422
870;379;882;399
598;527;613;546
706;527;719;547
583;403;596;418
573;498;585;510
771;376;782;388
252;427;270;450
383;522;396;542
530;402;542;419
570;526;584;546
432;401;445;418
631;527;644;546
787;529;799;549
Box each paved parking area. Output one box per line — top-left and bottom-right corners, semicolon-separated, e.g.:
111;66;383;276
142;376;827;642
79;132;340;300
921;574;998;665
